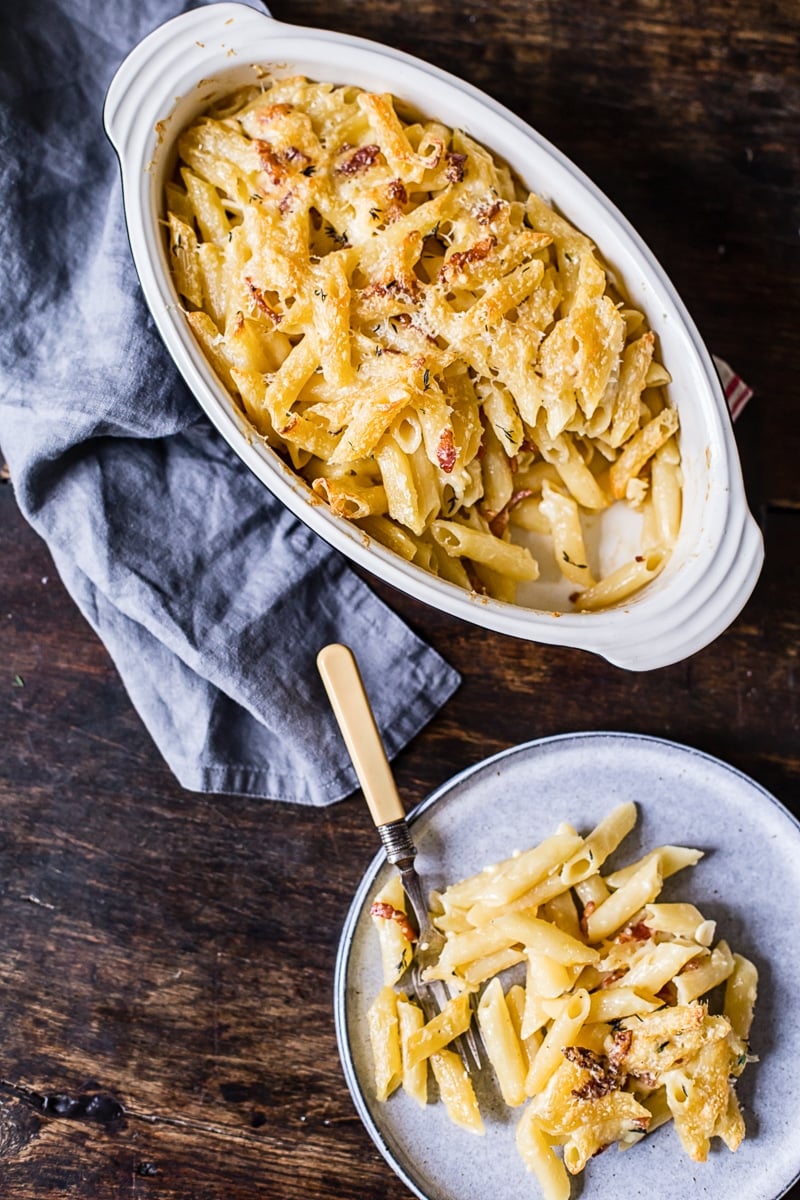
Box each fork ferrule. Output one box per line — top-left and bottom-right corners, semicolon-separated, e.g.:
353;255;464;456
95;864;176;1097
377;818;416;866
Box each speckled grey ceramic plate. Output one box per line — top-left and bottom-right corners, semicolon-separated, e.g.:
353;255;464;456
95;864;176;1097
334;732;800;1200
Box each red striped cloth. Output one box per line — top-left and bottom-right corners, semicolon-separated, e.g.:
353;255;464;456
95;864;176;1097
713;356;753;422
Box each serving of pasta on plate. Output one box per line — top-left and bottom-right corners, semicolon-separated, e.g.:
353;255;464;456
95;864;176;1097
365;802;757;1200
165;78;682;611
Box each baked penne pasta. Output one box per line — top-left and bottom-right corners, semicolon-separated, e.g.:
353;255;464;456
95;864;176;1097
167;80;682;611
363;802;757;1198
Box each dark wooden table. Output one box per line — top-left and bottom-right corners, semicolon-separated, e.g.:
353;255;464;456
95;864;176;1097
1;0;798;1195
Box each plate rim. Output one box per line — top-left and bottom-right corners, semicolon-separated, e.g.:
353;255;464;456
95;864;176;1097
334;730;800;1200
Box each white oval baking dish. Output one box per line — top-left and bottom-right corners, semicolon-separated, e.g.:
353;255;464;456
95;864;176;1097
104;1;764;670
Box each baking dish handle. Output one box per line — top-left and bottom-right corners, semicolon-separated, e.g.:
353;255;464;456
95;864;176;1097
104;2;277;155
598;505;764;671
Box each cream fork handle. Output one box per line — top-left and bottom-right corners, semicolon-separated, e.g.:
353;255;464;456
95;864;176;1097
316;643;405;827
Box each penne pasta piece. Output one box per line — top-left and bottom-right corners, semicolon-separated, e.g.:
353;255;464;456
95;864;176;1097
492;913;600;967
609;407;680;499
724;953;758;1041
515;1106;571;1200
539;481;596;586
583;855;662;942
525;989;591;1096
369;875;415;985
526;952;575;999
615;940;703;996
430;1049;484;1134
405;991;474;1068
606;844;703;889
585;986;662;1023
458;833;584;912
397;995;428;1107
674;940;735;1004
375;436;425;535
560;801;637;887
430;520;539;581
651;438;683;546
356;514;419;562
642;902;715;945
574;550;667;611
367;985;402;1101
461;946;527;986
477;978;528;1106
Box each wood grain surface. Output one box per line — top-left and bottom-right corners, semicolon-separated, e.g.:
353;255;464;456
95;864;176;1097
1;0;798;1196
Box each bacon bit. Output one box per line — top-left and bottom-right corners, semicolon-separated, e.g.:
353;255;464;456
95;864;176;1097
280;415;298;436
255;140;312;184
245;277;282;324
616;921;652;944
437;428;457;474
278;191;295;215
475;198;505;225
600;967;628;989
488;511;508;537
580;899;597;937
255;140;285;184
257;102;293;123
361;280;389;300
337;143;381;176
519;438;536;456
509;487;535;509
445;151;467;182
384;178;408;223
488;488;535;537
439;235;497;285
369;900;417;943
563;1046;627;1100
386;178;407;204
361;277;419;303
635;554;645;563
608;1027;633;1070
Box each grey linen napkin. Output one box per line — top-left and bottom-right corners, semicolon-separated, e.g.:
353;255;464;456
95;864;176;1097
0;0;460;805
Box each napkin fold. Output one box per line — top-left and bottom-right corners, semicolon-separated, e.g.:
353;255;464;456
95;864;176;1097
0;0;459;806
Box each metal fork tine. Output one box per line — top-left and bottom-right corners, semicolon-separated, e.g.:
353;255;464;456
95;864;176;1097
381;818;482;1072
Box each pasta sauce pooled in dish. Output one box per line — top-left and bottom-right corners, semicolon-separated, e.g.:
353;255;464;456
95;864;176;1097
165;79;681;609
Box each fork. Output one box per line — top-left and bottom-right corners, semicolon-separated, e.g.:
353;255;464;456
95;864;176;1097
317;642;480;1069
